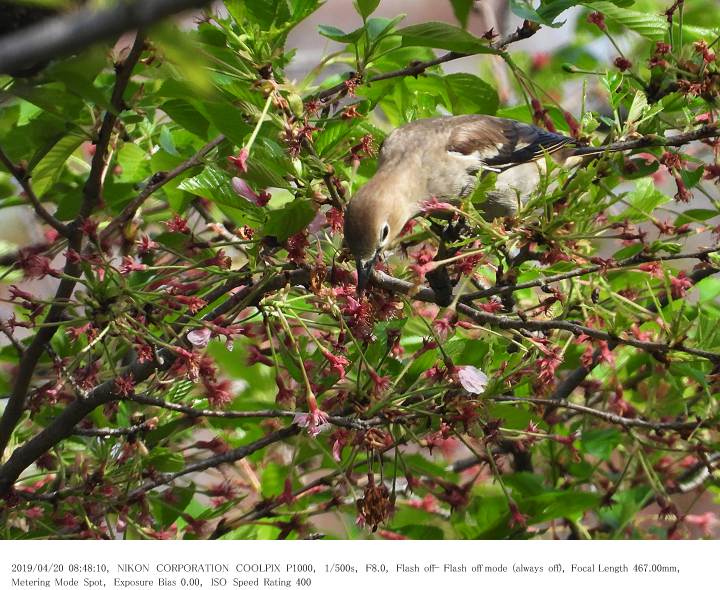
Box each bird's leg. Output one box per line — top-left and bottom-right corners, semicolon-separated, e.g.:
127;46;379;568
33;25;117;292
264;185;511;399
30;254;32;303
425;217;467;307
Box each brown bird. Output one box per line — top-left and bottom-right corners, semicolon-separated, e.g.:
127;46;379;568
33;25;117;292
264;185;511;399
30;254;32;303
343;114;610;294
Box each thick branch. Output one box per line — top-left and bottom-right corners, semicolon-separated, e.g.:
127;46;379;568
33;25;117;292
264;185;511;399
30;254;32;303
81;33;146;219
0;270;308;494
0;0;213;75
0;35;146;459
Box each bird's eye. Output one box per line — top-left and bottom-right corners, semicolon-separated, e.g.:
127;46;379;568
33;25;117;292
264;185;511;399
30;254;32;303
380;224;389;242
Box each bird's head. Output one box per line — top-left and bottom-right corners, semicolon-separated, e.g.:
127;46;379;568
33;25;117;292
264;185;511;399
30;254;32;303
343;181;409;296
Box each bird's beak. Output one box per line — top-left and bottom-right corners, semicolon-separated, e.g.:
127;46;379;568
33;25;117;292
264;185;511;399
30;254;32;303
355;255;376;297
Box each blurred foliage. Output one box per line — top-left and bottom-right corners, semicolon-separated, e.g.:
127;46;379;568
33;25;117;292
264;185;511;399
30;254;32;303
0;0;719;540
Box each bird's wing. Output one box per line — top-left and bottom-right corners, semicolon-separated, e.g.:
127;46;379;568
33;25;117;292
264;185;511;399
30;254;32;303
445;115;576;171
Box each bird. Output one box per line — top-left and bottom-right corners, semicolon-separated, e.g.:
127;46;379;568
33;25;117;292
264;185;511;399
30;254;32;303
343;114;613;295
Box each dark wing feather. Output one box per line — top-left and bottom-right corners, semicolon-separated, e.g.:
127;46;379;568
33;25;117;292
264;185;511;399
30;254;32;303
446;115;577;171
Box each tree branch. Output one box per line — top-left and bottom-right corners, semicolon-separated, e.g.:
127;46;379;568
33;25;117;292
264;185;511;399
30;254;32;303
461;246;720;302
0;34;146;459
80;32;146;219
369;269;720;363
551;264;720;400
0;0;213;75
72;423;156;437
311;20;539;102
100;134;226;240
0;146;71;238
572;123;720;155
492;396;713;431
127;393;384;430
126;425;300;501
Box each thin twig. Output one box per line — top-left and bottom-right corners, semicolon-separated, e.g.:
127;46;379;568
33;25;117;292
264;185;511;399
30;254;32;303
492;396;712;431
100;134;226;239
0;146;70;237
126;425;300;500
461;247;720;302
311;20;539;102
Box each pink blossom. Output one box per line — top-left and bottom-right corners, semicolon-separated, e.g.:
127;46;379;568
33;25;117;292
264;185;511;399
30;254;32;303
227;148;249;173
293;408;330;437
205;379;234;408
369;369;391;395
322;349;350;380
685;512;719;537
670;271;693;298
326;207;344;234
537;347;563;385
457;365;488;395
477;300;504;313
137;234;158;255
114;374;135;397
418;196;454;213
173;295;207;313
330;429;350;461
8;285;34;301
231;177;270;206
508;500;528;528
187;327;212;348
166;214;190;233
119;256;147;275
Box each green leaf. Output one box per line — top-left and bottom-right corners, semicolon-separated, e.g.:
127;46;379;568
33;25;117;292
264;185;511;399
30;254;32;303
147;448;185;472
161;99;210;138
622;157;660;180
444;73;499;115
47;48;109;109
521;490;600;524
675;208;718;226
393;525;444;539
622;178;671;220
318;24;364;43
178;166;265;222
237;0;288;30
354;0;380;20
582;429;622;460
680;166;704;189
54;183;83;221
116;143;150;183
588;2;667;40
696;277;720;303
31;134;84;195
366;15;404;41
261;463;287;497
202;100;252;147
625;90;648;130
152;484;195;528
510;0;577;27
243;138;294;189
450;0;474;28
397;22;498;54
263;198;316;241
